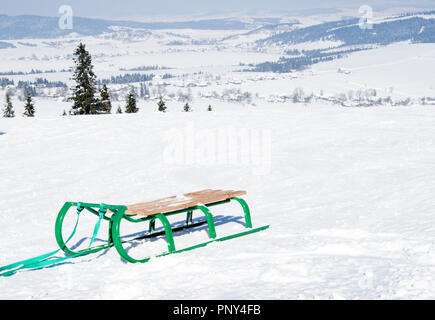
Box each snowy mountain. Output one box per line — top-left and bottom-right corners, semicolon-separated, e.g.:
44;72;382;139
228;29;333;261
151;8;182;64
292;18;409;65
259;11;435;47
252;11;435;72
0;14;258;40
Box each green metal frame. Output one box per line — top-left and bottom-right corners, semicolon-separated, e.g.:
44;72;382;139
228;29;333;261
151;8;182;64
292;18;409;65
0;196;269;277
54;197;269;264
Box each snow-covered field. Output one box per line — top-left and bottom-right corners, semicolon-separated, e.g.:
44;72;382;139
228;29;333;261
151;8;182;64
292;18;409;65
1;102;435;299
1;8;435;299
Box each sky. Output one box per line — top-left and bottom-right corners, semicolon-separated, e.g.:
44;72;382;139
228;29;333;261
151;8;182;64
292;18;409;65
0;0;433;20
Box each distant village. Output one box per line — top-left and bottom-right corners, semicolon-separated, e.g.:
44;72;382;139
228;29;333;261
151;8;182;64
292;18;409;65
1;66;435;109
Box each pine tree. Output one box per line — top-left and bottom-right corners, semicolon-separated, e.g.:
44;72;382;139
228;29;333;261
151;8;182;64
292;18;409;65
158;96;167;112
69;43;100;115
99;84;112;114
3;92;15;118
23;92;35;117
207;104;213;111
125;91;139;113
183;102;191;112
62;110;67;116
116;106;123;114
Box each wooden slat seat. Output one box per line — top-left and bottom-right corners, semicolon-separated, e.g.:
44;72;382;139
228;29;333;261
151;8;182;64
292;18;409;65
125;189;246;216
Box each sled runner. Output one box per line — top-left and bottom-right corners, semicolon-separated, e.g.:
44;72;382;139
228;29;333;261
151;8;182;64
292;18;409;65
0;190;269;276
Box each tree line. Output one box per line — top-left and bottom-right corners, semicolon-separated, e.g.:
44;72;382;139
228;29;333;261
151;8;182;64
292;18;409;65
69;43;214;115
2;42;214;117
2;91;35;118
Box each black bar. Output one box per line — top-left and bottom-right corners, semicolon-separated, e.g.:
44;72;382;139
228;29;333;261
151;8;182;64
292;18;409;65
0;300;430;318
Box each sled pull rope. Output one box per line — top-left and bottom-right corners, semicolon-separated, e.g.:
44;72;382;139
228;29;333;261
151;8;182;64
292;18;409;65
88;204;106;248
0;204;84;277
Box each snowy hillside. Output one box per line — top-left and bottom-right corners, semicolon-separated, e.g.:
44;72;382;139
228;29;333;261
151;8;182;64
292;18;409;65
1;103;435;299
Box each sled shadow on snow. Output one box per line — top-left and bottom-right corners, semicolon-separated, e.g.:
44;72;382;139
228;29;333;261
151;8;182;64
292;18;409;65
21;215;245;274
0;132;5;136
120;214;246;264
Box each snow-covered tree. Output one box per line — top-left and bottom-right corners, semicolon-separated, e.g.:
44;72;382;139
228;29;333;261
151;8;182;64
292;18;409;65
183;102;191;112
158;96;167;112
99;84;112;114
69;43;101;115
3;91;15;118
292;87;305;103
140;83;150;99
23;93;35;117
125;91;139;113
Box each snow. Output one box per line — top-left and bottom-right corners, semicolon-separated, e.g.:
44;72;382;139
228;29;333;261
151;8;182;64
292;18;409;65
1;9;435;299
1;103;435;299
